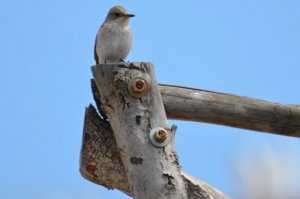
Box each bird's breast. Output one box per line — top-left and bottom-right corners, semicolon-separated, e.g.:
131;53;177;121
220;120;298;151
97;23;132;61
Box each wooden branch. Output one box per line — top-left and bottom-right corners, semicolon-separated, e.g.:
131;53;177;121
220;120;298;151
81;62;299;198
80;104;230;199
160;85;300;137
91;81;300;137
80;105;131;195
91;62;188;199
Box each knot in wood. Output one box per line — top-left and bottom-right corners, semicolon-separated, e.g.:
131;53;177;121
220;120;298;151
133;78;146;93
128;77;149;97
155;129;167;143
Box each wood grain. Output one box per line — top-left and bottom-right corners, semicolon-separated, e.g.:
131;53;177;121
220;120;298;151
160;84;300;137
92;62;188;199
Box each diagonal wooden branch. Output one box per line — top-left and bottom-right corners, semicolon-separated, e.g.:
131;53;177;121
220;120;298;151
80;104;229;199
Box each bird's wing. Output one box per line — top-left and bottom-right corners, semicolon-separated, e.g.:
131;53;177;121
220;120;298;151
94;35;99;65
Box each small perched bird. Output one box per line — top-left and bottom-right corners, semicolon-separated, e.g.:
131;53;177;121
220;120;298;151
94;6;135;64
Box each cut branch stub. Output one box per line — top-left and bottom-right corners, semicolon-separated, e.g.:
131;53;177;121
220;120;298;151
92;62;188;199
155;129;167;143
128;77;149;97
149;127;170;147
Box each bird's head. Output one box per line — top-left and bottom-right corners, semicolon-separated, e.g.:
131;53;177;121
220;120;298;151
105;6;135;26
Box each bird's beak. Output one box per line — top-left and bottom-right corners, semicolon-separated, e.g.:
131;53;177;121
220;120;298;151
125;14;135;18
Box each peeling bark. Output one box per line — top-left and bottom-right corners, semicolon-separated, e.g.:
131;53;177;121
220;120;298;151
80;104;229;199
91;62;188;199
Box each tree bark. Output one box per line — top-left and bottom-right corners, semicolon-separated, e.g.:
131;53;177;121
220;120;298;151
91;81;300;137
81;62;299;198
80;104;230;199
92;62;188;199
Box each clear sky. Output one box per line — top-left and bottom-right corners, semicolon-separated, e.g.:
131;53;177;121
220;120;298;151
1;0;300;198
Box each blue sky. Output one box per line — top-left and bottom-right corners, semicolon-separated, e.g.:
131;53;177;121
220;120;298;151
1;0;299;198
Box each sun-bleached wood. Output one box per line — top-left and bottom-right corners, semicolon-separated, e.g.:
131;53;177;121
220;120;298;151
80;104;230;199
159;85;300;137
81;62;299;199
91;62;188;199
91;80;300;137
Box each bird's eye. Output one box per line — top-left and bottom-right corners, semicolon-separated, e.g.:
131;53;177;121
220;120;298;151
114;12;120;17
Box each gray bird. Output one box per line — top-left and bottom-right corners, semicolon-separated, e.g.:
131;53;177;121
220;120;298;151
94;6;135;64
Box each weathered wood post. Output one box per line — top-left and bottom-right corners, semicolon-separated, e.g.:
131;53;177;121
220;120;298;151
92;62;187;198
81;62;299;198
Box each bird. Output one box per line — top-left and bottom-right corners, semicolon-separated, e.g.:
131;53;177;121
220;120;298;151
94;6;135;64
